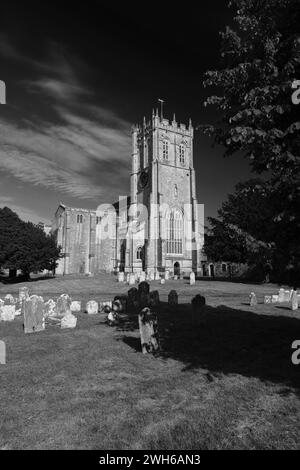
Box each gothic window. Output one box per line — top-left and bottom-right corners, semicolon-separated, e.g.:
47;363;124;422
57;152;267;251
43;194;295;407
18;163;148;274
96;216;101;224
136;246;143;260
179;144;185;164
77;214;83;223
166;209;183;255
162;140;169;160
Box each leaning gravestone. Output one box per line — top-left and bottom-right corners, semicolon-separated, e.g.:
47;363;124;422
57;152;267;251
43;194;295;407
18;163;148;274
0;340;6;365
61;313;77;329
168;290;178;306
56;294;72;317
249;292;257;306
138;308;159;354
86;300;99;315
291;290;299;311
0;305;15;322
190;272;196;286
149;291;160;308
70;301;81;313
23;296;45;333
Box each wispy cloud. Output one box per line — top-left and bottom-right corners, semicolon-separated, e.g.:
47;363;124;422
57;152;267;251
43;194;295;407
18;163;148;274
0;196;49;224
0;39;132;203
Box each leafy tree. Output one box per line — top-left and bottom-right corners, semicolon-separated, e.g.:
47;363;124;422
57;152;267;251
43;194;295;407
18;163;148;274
0;207;61;280
202;0;300;284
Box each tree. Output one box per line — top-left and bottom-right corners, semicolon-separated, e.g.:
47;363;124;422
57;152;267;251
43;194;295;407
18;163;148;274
0;207;61;279
202;0;300;284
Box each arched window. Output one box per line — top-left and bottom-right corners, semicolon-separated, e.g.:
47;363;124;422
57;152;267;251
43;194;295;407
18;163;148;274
166;209;183;254
77;214;83;224
162;140;169;160
136;247;143;260
179;144;185;164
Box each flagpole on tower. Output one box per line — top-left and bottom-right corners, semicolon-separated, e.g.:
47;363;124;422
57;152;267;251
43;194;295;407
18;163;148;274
158;98;164;120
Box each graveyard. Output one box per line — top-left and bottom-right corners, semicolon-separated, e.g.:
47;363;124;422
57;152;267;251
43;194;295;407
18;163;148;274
0;274;300;450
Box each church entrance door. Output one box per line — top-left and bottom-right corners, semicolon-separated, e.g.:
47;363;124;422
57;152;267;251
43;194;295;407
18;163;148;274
174;262;180;276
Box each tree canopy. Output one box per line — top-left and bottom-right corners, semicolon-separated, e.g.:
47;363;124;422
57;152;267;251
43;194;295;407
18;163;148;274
0;207;61;279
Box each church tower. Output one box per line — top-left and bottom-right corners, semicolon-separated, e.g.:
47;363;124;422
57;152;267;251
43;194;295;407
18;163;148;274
127;109;203;275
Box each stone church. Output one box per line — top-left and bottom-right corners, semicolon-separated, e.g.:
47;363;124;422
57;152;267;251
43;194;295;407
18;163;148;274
52;110;207;276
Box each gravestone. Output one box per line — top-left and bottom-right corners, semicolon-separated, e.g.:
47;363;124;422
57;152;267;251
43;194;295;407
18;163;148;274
24;296;45;333
139;271;146;282
174;275;178;281
86;300;99;315
0;305;15;322
129;273;136;286
160;278;165;285
291;290;299;311
138;281;150;308
44;299;56;317
117;272;125;283
149;291;160;308
19;287;29;302
126;273;130;284
165;271;169;281
56;294;72;317
70;301;81;312
0;340;5;365
278;288;285;303
264;296;272;304
155;271;160;281
190;272;195;286
4;294;15;305
192;294;206;313
127;288;139;311
272;295;279;303
114;295;127;313
138;308;159;354
284;290;291;302
61;313;77;329
168;290;178;306
249;292;257;306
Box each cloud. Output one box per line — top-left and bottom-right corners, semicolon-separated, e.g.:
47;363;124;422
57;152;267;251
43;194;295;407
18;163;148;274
0;196;49;224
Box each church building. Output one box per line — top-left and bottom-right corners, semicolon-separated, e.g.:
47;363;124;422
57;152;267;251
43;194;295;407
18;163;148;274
52;110;206;276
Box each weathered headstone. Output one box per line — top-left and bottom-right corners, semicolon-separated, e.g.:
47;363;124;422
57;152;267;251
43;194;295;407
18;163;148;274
19;287;29;302
70;301;81;312
278;288;285;303
291;290;299;311
190;272;195;286
149;290;160;308
168;290;178;306
126;273;130;284
249;292;257;306
56;294;72;317
23;296;45;333
44;299;56;317
139;271;146;282
138;308;159;354
191;295;206;322
4;294;15;305
128;273;136;285
117;272;125;283
61;313;77;329
165;270;169;281
155;271;160;281
86;300;99;315
264;295;272;304
160;278;165;285
284;290;292;302
271;295;279;303
174;275;178;281
0;305;15;322
0;340;6;365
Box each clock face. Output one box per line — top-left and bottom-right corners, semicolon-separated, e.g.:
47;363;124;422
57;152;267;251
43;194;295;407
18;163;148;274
139;171;149;189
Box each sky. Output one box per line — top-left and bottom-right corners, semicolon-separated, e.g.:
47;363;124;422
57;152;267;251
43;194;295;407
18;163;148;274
0;0;253;225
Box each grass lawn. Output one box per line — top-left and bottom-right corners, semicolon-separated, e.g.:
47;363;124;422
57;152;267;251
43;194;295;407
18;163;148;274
0;275;300;450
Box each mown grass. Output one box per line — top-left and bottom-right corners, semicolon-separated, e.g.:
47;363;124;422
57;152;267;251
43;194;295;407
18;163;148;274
0;275;299;449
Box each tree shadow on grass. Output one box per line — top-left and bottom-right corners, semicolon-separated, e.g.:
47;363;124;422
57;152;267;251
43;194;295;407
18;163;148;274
117;302;300;393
